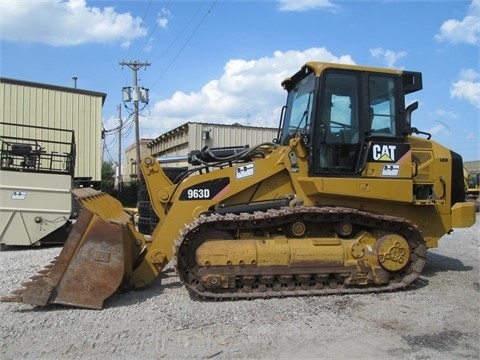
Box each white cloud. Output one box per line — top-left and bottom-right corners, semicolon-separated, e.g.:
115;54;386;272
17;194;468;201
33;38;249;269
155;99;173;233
278;0;338;12
432;109;459;120
450;69;480;109
427;110;458;137
141;47;355;135
369;47;407;68
157;8;170;29
0;0;147;46
434;0;480;45
103;115;121;133
142;38;154;52
429;123;447;137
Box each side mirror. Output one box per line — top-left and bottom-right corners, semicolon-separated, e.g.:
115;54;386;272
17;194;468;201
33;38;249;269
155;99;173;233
405;101;419;131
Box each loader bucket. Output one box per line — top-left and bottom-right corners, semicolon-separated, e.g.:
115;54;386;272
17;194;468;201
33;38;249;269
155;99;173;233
1;189;143;309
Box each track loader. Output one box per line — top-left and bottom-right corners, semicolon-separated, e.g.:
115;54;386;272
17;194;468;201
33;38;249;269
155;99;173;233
2;62;475;309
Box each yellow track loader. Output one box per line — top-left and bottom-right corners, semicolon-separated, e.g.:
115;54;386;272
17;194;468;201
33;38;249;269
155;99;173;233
465;168;479;211
2;62;475;309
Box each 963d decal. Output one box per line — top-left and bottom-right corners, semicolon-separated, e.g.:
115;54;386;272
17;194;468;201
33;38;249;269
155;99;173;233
179;177;230;201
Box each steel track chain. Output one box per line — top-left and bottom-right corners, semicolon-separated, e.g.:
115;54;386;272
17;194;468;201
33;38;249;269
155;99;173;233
173;206;428;300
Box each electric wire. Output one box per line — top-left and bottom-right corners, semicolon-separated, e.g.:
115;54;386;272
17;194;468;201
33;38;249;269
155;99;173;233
107;1;217;162
106;1;155;164
103;142;116;164
150;0;217;90
152;1;205;63
135;1;171;58
122;0;154;64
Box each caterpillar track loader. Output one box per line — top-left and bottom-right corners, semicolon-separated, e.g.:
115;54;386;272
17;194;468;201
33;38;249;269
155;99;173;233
2;62;475;309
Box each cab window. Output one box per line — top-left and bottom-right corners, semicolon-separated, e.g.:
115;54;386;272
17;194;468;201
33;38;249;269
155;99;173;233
316;71;360;173
369;76;396;136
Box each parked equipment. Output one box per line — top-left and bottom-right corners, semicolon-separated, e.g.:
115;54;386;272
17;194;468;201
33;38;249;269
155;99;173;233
2;62;475;309
466;170;480;211
0;123;76;249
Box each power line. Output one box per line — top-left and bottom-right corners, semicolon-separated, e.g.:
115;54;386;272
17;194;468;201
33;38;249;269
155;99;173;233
123;0;154;60
122;120;135;138
107;0;216;165
150;0;217;89
104;112;134;135
152;1;205;63
103;142;116;164
135;1;172;58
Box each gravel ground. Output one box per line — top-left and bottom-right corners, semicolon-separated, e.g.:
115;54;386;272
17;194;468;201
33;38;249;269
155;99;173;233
1;214;479;360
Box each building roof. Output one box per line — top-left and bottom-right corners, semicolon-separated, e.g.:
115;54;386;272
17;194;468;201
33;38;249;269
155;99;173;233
464;160;480;172
0;77;107;104
148;121;277;147
125;138;154;152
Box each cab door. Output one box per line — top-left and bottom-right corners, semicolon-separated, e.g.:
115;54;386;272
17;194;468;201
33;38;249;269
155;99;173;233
312;69;408;177
313;70;362;174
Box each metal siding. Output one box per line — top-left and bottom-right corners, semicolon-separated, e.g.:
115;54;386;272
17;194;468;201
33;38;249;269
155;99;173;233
150;123;276;156
0;80;103;181
190;123;201;150
140;123;277;173
208;124;275;148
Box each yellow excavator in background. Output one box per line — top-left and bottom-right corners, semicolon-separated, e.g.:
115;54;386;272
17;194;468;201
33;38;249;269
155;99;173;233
465;168;480;211
2;62;475;309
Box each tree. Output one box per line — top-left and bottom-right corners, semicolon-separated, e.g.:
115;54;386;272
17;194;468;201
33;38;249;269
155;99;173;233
101;161;116;193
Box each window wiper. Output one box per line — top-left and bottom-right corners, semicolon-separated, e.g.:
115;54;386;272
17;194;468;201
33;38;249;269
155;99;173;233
292;92;312;137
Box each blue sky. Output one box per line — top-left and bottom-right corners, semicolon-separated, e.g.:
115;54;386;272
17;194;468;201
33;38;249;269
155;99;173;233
1;0;479;162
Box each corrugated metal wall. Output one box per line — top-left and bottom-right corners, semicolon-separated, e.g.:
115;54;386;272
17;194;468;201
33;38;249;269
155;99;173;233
188;123;277;151
0;78;105;181
147;122;278;169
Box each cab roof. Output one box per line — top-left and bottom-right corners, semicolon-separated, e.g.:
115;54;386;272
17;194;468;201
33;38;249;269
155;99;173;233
281;61;422;94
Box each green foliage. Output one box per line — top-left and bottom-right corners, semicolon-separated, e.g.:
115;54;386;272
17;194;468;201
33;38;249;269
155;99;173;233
101;161;139;206
100;162;140;207
101;161;116;193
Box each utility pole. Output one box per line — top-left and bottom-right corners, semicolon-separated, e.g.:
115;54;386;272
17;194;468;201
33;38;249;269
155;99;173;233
117;104;122;194
119;60;151;180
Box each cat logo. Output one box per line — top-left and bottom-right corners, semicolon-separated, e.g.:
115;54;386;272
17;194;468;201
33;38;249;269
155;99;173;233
368;143;410;163
372;144;396;162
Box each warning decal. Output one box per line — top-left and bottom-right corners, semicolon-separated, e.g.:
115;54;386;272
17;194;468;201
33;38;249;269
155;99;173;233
11;191;27;200
382;164;400;176
236;163;254;179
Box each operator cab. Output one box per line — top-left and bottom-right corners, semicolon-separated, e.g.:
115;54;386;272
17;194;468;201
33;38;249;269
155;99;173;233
279;62;422;175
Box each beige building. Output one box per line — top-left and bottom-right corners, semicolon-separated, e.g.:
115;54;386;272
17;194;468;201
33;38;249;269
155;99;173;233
147;122;278;166
0;77;106;182
123;122;277;181
124;138;154;180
